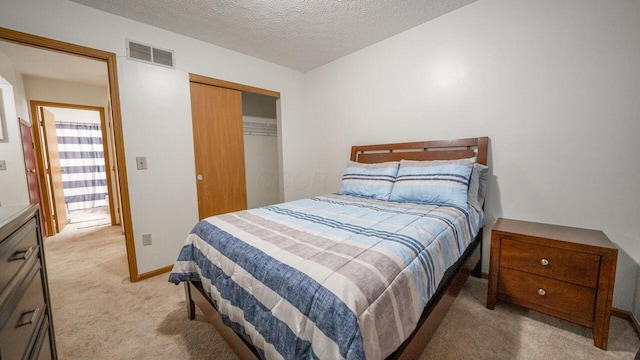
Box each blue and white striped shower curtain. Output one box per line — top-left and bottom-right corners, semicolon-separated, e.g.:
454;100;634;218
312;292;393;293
55;122;108;211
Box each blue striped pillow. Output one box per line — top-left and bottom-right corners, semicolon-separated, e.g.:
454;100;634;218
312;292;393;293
339;161;399;200
389;159;474;206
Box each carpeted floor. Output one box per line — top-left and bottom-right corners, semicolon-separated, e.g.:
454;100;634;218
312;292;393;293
44;222;639;359
68;206;111;225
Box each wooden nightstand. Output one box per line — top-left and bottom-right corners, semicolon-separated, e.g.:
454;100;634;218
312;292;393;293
487;218;617;350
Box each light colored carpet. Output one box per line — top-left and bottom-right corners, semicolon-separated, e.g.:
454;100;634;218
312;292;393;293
421;279;639;360
44;223;639;359
44;222;235;359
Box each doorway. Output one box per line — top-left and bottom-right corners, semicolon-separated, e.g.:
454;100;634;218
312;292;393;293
30;102;117;234
0;26;139;281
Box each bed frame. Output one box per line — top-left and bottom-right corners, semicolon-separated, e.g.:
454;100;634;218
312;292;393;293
184;136;490;359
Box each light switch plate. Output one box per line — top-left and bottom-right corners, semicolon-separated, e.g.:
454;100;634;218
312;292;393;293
0;160;6;170
142;233;152;246
136;156;148;170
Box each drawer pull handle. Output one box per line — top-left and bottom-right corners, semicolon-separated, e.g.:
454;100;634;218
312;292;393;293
540;258;549;266
17;306;41;327
537;288;546;296
8;247;34;262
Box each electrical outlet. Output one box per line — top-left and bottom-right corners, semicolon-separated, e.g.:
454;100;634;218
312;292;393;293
136;156;148;170
142;233;152;246
0;160;6;170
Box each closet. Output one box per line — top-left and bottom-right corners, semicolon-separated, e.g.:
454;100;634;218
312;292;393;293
242;92;280;209
189;75;280;220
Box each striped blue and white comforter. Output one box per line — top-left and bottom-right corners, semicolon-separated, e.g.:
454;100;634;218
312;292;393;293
169;194;484;360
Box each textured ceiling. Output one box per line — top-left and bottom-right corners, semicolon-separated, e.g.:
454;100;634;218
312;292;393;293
68;0;477;72
0;40;108;87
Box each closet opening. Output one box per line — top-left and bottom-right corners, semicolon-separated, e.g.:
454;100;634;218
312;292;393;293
242;91;280;209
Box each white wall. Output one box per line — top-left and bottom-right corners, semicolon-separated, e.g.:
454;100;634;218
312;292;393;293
0;51;29;206
3;0;638;311
45;107;101;125
244;116;280;209
0;52;30;121
301;0;640;310
0;0;305;275
24;76;108;109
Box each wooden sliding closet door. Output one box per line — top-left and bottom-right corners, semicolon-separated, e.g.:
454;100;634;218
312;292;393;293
190;82;247;219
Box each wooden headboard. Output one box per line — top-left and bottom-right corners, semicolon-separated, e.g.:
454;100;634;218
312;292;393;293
350;137;489;166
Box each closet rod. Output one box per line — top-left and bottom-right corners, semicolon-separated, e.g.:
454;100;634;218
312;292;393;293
243;131;277;137
55;120;101;126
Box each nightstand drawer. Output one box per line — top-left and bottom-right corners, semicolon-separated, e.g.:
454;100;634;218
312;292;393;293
498;267;596;322
500;237;600;288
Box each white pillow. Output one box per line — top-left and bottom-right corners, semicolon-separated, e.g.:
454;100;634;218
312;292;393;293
468;163;489;210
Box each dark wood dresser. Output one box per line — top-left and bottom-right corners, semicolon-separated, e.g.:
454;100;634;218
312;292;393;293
0;205;57;359
487;218;617;350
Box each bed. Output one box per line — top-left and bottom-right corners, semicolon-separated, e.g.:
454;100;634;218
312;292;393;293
169;137;489;359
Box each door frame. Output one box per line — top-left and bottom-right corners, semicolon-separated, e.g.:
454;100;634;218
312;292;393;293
189;74;280;98
30;101;117;231
0;27;141;281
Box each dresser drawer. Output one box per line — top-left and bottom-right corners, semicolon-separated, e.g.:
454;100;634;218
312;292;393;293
498;267;596;322
0;263;46;360
500;237;600;288
0;218;39;292
31;316;53;360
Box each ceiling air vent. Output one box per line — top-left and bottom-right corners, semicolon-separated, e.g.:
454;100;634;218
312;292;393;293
126;40;175;69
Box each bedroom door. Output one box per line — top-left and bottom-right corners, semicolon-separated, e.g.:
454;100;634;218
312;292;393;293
19;119;46;237
190;82;247;219
40;107;69;233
